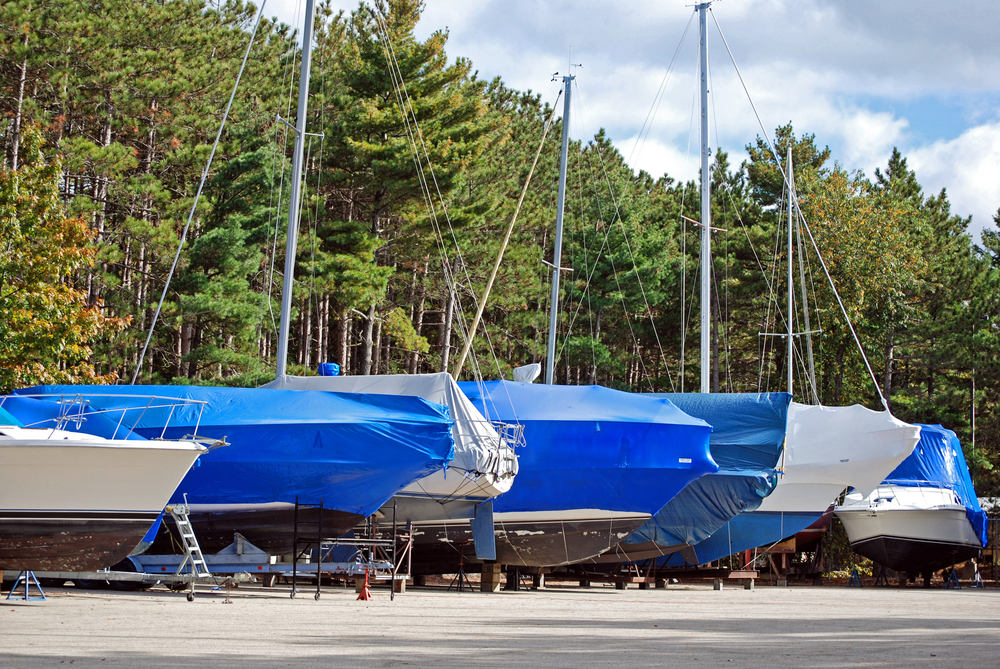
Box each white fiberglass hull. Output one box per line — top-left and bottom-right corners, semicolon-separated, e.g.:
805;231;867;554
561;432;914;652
0;427;204;571
836;486;982;573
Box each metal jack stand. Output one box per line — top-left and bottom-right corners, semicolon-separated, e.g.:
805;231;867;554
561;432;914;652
291;498;325;600
6;571;45;601
448;542;473;592
873;565;891;587
945;566;961;589
846;566;863;587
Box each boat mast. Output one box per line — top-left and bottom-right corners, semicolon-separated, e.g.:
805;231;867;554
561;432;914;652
545;74;574;385
275;0;317;381
787;145;794;395
698;2;711;393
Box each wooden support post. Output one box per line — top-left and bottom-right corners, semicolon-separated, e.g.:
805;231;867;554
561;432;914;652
413;574;426;587
579;579;591;588
656;579;667;589
615;581;626;590
638;581;650;590
744;578;755;591
261;573;278;588
354;577;366;593
481;563;502;593
531;573;545;590
713;578;723;591
393;578;407;594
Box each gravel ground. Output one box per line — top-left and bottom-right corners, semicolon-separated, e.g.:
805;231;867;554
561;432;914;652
1;580;998;668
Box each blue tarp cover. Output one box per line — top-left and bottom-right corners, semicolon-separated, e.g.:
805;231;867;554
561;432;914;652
458;381;716;515
886;424;988;548
18;385;456;517
0;404;25;427
658;510;825;567
625;393;790;548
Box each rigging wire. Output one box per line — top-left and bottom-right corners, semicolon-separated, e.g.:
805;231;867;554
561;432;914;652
132;0;268;384
571;78;676;391
251;1;302;379
710;7;886;407
372;8;504;384
372;8;501;384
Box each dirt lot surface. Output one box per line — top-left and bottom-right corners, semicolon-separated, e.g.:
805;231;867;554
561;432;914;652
2;580;998;668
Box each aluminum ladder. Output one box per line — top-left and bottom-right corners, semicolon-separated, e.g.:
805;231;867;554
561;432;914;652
167;501;211;600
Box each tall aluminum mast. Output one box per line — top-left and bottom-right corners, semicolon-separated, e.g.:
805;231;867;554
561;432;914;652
698;2;712;393
275;0;317;380
787;145;794;395
544;74;574;385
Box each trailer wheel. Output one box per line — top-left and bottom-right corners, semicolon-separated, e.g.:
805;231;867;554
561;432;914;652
186;592;194;602
110;557;147;591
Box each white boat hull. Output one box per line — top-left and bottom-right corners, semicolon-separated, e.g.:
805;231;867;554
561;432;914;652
836;486;982;573
0;429;204;571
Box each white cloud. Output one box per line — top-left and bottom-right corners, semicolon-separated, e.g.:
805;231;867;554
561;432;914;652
909;123;1000;237
612;135;701;182
262;0;1000;238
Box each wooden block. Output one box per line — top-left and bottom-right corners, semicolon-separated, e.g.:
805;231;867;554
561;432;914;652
481;563;502;593
713;578;723;591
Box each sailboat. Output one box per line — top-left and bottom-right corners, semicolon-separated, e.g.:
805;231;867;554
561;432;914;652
583;2;920;569
0;395;206;571
12;0;462;557
262;371;520;557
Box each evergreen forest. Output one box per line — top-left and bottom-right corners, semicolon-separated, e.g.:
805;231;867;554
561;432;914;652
3;0;1000;494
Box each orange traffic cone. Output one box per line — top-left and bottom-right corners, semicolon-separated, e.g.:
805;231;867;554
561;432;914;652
357;568;372;601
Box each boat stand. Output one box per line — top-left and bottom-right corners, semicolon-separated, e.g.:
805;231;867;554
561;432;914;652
289;499;409;601
945;566;962;589
6;571;46;601
845;566;863;587
447;542;473;592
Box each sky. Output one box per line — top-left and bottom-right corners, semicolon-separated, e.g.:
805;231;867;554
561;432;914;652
265;0;1000;240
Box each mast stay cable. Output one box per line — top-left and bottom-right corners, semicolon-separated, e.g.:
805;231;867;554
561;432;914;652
132;1;268;384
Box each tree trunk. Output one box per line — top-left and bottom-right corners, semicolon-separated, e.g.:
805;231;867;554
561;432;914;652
347;318;355;374
337;310;349;369
9;31;29;171
711;290;721;393
373;314;382;375
882;330;894;408
302;296;313;370
588;306;603;384
362;302;376;375
409;261;428;373
834;345;846;404
440;289;456;373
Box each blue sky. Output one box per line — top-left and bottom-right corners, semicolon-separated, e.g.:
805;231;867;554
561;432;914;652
266;0;1000;240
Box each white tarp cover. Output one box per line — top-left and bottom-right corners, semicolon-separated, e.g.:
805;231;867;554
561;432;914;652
758;402;921;513
264;373;503;474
